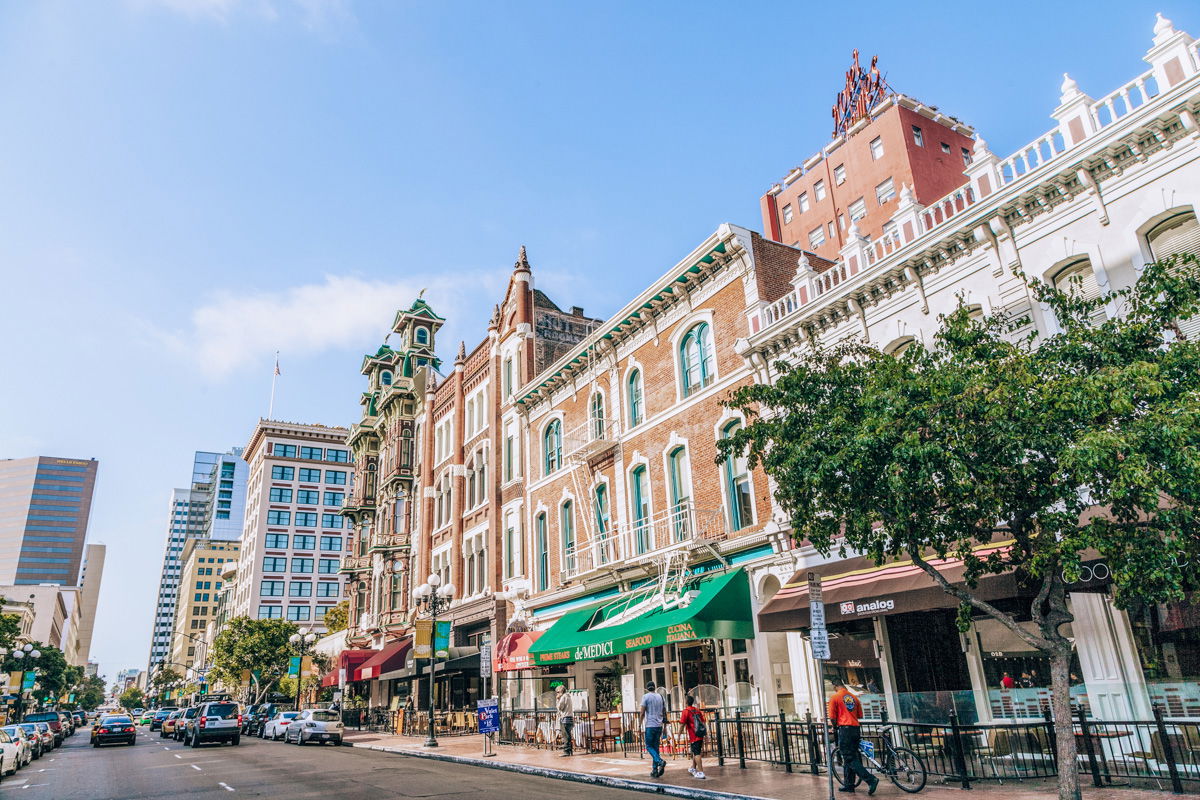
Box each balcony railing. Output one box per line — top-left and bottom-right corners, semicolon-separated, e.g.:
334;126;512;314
562;416;619;462
370;533;409;551
560;500;723;582
340;555;371;573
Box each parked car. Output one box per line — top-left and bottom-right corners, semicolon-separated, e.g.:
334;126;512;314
56;712;74;736
0;727;34;769
15;724;45;759
71;711;87;730
160;711;183;738
23;713;65;746
0;728;21;778
174;707;199;742
31;723;55;751
284;709;344;746
261;711;300;740
150;707;178;732
92;715;136;747
186;701;241;747
247;703;284;737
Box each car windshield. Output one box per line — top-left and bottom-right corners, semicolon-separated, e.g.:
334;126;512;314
104;717;133;725
2;727;20;736
279;712;299;719
311;711;339;722
18;725;36;733
205;703;239;719
183;708;198;717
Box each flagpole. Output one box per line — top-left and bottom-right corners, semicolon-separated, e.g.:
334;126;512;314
268;351;280;419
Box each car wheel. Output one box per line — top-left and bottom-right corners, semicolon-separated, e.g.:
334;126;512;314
92;741;99;748
232;736;240;746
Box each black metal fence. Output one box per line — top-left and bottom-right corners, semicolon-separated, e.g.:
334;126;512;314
340;707;396;734
707;707;1200;792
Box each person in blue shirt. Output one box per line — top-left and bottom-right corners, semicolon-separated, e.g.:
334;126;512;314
640;682;666;778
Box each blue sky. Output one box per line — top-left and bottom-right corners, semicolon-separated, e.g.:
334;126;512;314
0;0;1187;682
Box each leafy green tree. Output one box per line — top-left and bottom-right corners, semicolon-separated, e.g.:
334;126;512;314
73;675;106;711
119;686;145;710
150;666;182;694
210;616;299;704
322;601;348;635
719;255;1200;800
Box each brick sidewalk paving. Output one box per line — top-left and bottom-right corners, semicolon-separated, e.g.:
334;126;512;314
342;730;1171;800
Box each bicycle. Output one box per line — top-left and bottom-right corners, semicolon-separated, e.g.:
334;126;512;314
831;724;927;793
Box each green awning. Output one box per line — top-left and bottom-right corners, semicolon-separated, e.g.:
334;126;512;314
528;568;753;665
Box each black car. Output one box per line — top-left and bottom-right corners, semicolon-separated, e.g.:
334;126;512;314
93;715;137;747
247;703;283;737
149;707;178;732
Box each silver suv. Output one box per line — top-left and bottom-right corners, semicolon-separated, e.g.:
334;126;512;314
187;701;242;747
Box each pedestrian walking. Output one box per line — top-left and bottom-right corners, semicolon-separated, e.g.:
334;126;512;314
679;694;707;779
555;684;574;756
640;682;666;778
829;679;878;795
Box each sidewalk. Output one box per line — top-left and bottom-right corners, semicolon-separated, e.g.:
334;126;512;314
342;730;1170;800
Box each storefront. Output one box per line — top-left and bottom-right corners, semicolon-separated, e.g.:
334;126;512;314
353;638;412;709
321;649;376;703
527;567;756;714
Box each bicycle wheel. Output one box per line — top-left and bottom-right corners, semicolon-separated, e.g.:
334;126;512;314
831;749;861;790
887;746;927;793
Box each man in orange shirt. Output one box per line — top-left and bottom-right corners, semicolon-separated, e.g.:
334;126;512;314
828;680;878;794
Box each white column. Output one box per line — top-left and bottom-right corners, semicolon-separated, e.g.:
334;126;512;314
786;631;822;719
1070;592;1152;719
874;616;900;721
961;627;993;722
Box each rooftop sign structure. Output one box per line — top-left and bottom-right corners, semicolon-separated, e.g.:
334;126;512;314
831;49;891;137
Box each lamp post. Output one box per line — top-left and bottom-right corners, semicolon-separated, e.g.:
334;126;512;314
288;628;318;711
0;643;41;721
414;573;455;748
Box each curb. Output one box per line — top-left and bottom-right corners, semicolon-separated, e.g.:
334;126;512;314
341;740;776;800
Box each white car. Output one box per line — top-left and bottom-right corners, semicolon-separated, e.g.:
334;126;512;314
284;709;344;745
262;711;300;740
0;728;23;778
0;727;33;770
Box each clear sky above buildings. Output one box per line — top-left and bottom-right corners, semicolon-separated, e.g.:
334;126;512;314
0;0;1187;677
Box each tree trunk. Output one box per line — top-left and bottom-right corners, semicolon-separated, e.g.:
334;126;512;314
1049;651;1081;800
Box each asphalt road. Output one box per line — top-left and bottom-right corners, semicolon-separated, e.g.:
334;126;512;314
5;726;652;799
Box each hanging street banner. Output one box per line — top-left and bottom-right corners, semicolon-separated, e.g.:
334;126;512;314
414;619;433;659
434;620;452;659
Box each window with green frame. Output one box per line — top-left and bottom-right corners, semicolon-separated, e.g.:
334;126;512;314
679;322;715;397
630;465;650;554
535;513;549;591
593;484;611;564
543;419;563;475
667;447;691;541
627;370;644;426
561;500;575;575
589;392;605;439
721;421;755;531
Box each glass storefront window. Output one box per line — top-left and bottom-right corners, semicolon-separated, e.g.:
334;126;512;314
975;608;1085;720
1129;598;1200;718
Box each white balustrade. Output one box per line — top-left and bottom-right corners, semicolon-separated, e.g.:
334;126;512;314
1090;71;1160;130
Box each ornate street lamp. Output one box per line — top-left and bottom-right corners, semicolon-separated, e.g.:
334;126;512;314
414;573;455;747
288;628;318;711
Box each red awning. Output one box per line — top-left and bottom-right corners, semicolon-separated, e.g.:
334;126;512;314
320;649;375;686
354;639;412;681
494;630;543;672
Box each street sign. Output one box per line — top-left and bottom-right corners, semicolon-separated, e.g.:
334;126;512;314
477;698;499;734
809;600;826;627
480;643;492;674
810;628;831;660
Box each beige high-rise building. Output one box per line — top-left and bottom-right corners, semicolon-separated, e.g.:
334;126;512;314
0;456;99;586
169;537;240;675
74;543;105;663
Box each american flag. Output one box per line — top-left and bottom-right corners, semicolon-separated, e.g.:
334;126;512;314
274;353;281;376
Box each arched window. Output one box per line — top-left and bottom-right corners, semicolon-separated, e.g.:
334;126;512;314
560;500;576;576
679;322;715;397
380;371;392;386
543;419;562;475
589;392;605;439
883;337;915;356
630;465;650;554
1147;211;1200;340
1052;259;1106;327
667;447;691;541
414;326;429;346
535;513;549;592
593;484;612;565
627;370;644;427
720;421;755;531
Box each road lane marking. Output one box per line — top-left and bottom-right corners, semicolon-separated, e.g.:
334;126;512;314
218;782;235;792
22;784;49;789
191;764;202;771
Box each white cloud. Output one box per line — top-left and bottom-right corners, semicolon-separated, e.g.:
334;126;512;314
155;272;498;378
133;0;352;28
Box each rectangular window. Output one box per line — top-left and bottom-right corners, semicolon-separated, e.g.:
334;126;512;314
808;226;826;248
293;534;316;550
289;581;313;597
326;449;349;463
292;557;314;573
318;558;339;574
320;535;342;551
260;580;283;597
295;512;318;527
962;146;972;166
317;581;339;597
781;204;793;224
814;180;826;201
503;434;514;482
325;470;347;485
268;488;292;503
257;605;282;619
911;125;923;147
833;164;846;185
263;556;286;572
323;492;344;507
827;221;835;238
265;533;289;549
535;514;548;592
315;605;328;620
875;177;895;205
299;468;321;483
321;513;344;529
296;489;320;505
286;606;311;621
849;197;867;221
798;192;810;213
275;444;297;458
941;141;951;153
503;357;513;397
300;446;323;460
266;510;291;526
869;136;884;160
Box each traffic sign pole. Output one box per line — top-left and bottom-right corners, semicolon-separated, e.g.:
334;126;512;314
808;572;834;800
